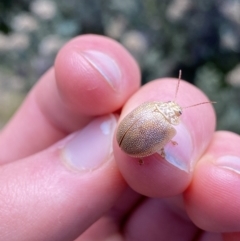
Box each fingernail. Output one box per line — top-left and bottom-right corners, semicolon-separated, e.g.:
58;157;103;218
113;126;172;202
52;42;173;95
161;123;194;172
81;50;122;91
216;155;240;174
61;114;117;171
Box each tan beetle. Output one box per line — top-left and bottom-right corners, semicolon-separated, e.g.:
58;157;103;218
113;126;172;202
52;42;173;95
116;71;214;161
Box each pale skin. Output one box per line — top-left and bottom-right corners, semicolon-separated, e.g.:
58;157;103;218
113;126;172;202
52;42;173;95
0;34;239;241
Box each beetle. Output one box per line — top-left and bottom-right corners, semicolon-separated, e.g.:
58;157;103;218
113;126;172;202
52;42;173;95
116;71;213;161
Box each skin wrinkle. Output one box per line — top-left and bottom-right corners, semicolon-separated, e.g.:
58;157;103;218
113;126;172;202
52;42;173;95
120;197;146;233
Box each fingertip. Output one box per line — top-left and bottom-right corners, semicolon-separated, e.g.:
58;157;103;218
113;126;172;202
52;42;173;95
0;35;140;163
114;78;216;197
119;78;216;165
55;34;141;116
184;131;240;232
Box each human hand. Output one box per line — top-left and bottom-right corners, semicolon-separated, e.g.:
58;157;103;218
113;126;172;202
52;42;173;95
0;34;239;241
114;74;240;241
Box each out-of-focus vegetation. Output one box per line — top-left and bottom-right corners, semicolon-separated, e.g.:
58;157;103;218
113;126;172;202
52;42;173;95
0;0;240;131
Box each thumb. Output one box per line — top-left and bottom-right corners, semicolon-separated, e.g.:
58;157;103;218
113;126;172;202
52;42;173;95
0;115;125;241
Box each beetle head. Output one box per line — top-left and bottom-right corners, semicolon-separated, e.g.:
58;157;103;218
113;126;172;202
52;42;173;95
157;101;182;125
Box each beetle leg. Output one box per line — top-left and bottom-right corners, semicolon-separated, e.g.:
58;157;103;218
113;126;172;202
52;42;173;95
138;159;144;165
159;148;166;158
171;140;178;145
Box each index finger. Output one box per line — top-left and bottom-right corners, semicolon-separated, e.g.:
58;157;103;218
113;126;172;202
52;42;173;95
114;78;216;197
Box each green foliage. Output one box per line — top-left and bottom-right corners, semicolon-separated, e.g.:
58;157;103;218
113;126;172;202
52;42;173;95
0;0;240;131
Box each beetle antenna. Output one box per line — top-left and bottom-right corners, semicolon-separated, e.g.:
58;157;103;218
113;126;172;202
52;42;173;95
174;70;182;102
182;101;216;109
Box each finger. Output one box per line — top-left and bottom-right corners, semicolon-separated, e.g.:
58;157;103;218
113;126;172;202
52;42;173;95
122;195;223;241
114;78;216;197
75;187;142;241
123;196;199;241
223;232;240;241
0;115;126;241
184;131;240;233
0;34;140;163
200;232;223;241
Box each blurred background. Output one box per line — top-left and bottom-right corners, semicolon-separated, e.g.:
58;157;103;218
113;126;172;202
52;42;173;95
0;0;240;131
